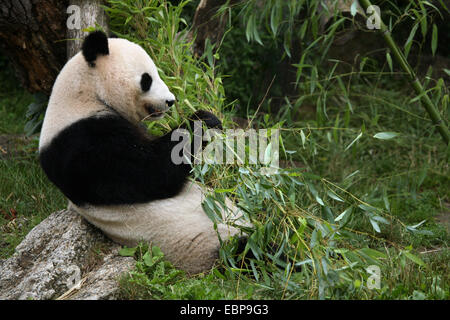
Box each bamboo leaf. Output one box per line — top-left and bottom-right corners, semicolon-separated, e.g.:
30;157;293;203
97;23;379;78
403;251;426;267
369;218;381;233
420;12;427;38
270;4;280;36
360;247;387;259
245;14;253;42
404;23;419;59
371;215;390;225
431;24;438;57
386;52;393;73
315;195;325;206
300;129;306;148
335;207;352;222
407;220;427;229
350;1;358;16
345;131;362;151
373;132;399;140
327;190;344;202
299;20;308;39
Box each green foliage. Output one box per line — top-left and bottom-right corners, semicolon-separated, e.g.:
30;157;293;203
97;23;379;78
219;15;284;111
104;0;448;300
118;243;265;299
0;53;47;137
119;244;185;299
24;93;48;137
0;55;33;134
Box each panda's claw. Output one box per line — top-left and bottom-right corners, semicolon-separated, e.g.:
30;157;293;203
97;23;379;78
192;110;222;130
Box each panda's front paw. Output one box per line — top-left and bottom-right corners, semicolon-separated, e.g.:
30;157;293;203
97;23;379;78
192;110;222;130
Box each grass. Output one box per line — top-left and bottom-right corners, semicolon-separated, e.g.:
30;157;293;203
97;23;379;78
0;56;67;259
0;58;33;134
0;0;448;300
116;244;274;299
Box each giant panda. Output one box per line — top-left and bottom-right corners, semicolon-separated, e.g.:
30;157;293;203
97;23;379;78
39;31;246;274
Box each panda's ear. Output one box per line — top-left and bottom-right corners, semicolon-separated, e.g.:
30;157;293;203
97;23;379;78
82;31;109;67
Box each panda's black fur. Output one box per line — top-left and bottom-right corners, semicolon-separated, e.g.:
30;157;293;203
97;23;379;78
82;30;109;67
140;72;153;92
40;108;221;207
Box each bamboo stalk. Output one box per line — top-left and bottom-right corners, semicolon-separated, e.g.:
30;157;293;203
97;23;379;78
359;0;450;145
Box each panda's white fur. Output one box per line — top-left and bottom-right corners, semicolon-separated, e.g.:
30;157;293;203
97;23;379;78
39;32;247;274
40;37;174;148
69;183;242;273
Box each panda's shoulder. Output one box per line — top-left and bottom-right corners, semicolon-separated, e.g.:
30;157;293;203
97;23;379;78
80;112;137;132
43;113;146;155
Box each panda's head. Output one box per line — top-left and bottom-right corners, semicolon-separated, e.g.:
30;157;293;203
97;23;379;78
82;31;175;122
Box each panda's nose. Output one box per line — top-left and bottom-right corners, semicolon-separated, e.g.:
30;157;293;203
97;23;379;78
166;100;175;108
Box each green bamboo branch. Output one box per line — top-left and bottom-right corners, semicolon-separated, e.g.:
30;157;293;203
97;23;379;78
359;0;450;145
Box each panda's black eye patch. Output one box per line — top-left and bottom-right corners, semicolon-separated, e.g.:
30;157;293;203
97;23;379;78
140;73;152;92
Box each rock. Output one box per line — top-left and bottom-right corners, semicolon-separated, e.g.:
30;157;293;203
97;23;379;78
0;209;135;300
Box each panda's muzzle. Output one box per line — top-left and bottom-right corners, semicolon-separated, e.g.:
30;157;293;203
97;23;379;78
145;105;164;117
145;100;175;118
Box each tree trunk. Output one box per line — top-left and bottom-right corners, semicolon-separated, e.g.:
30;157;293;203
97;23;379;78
189;0;240;57
0;0;109;95
0;0;68;94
